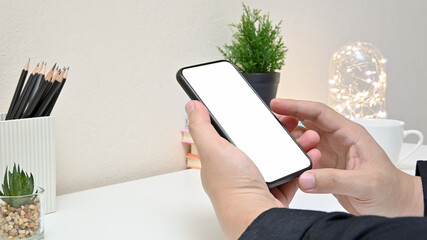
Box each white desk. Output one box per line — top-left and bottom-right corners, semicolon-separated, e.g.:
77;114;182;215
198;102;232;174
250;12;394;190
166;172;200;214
45;143;427;239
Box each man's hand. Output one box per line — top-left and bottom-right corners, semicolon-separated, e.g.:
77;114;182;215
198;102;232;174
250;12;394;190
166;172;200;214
271;98;424;217
185;100;321;239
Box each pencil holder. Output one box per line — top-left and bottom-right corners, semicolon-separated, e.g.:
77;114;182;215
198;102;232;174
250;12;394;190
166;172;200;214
0;113;56;214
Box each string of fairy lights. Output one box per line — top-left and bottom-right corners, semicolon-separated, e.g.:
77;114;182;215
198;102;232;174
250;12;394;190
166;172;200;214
328;42;387;119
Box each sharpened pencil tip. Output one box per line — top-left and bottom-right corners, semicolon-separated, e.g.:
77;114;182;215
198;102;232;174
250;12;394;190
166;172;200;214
63;67;69;79
24;58;30;71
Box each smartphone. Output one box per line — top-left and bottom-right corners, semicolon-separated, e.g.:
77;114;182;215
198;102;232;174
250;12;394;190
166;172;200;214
176;60;311;188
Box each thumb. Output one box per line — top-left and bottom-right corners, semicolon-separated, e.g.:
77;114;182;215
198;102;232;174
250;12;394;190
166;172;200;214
185;100;211;125
185;100;227;153
298;169;367;198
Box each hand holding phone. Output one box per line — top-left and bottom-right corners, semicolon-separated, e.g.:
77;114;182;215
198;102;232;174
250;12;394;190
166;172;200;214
177;60;311;188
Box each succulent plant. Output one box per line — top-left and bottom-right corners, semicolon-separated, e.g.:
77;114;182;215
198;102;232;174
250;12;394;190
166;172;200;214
0;164;37;207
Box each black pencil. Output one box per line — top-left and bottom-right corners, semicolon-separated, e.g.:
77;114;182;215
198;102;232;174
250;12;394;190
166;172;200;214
30;62;46;100
40;64;55;98
15;64;42;119
7;64;39;120
43;67;68;116
23;63;53;118
34;70;65;117
41;67;57;100
5;59;30;119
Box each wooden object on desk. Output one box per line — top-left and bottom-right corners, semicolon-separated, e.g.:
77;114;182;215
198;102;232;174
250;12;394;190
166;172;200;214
186;153;201;169
181;128;201;169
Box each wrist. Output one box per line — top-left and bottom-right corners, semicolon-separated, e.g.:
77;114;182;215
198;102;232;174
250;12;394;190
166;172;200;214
401;174;424;216
211;191;278;239
410;176;424;216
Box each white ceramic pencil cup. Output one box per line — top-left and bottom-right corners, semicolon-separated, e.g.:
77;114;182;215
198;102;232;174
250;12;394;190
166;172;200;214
0;113;56;214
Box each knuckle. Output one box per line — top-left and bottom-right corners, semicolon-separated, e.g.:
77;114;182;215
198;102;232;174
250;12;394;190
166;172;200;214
292;127;305;139
317;102;330;113
354;122;367;133
188;118;202;130
317;102;328;109
313;102;329;122
188;119;202;134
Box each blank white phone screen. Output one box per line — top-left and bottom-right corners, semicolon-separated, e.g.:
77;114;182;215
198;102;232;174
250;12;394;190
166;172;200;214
182;61;311;183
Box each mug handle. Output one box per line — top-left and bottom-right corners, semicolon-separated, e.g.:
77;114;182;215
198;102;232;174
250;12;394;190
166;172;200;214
399;130;424;163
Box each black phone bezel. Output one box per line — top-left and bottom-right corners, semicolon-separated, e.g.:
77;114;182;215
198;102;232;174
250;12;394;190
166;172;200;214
176;60;312;188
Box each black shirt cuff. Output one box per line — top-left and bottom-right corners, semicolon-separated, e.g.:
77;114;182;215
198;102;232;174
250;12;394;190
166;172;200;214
415;160;427;216
239;208;328;239
240;208;427;239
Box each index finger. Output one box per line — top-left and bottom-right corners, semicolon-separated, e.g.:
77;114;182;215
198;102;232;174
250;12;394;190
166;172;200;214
270;98;351;133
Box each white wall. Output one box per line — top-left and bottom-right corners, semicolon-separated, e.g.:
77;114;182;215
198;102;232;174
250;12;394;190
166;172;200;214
1;0;426;195
276;1;427;144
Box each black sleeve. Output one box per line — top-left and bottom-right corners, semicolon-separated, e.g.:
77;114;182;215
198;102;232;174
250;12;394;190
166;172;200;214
239;208;427;240
415;160;427;216
240;161;427;239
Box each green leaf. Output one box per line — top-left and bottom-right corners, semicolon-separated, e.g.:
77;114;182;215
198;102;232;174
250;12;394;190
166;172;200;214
2;167;9;195
12;164;20;196
1;164;36;207
29;173;34;194
218;3;287;73
9;169;14;195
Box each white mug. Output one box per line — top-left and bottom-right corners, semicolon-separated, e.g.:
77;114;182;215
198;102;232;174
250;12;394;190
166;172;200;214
353;119;424;165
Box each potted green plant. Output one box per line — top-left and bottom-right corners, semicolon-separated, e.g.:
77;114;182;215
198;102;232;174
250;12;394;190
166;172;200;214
0;164;44;240
218;4;288;105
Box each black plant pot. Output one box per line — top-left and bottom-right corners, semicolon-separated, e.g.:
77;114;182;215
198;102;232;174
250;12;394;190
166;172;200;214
242;72;280;107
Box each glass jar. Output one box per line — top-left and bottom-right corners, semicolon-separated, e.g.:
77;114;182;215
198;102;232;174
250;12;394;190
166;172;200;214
328;42;387;119
0;187;44;240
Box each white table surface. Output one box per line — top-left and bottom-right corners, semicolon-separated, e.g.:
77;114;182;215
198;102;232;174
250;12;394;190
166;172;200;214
44;143;427;239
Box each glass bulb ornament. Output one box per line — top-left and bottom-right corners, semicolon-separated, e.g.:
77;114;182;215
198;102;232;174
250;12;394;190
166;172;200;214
328;42;387;119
